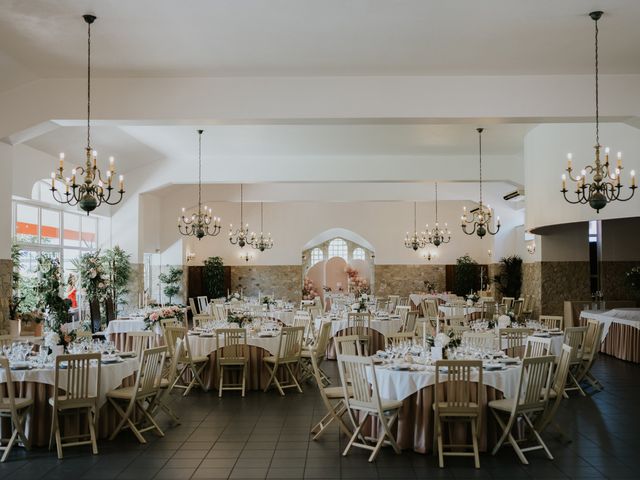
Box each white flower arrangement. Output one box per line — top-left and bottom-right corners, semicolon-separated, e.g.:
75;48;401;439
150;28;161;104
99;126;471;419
434;332;451;348
44;331;61;348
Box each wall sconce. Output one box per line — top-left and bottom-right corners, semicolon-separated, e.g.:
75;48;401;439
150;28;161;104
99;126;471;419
526;241;536;255
487;249;492;259
185;251;196;263
240;252;254;263
423;250;436;262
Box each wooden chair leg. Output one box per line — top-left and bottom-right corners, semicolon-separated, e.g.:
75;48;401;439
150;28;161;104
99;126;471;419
87;407;98;455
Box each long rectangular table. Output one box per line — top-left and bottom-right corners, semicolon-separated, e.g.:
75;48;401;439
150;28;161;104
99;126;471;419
580;308;640;363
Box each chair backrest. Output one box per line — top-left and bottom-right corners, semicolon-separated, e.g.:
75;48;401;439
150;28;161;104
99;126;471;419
0;357;18;415
75;330;93;340
539;315;563;330
394;305;410;323
164;325;186;358
422;299;439;320
522;295;533;315
216;328;247;361
333;334;363;356
445;325;470;339
512;299;524;316
189;298;199;315
388;295;400;312
135;346;167;396
481;301;496;320
524;336;552;358
160;317;180;338
582;320;604;368
398;297;410;307
53;353;101;404
499;327;533;356
347;312;371;336
537;344;572;433
435;360;482;412
386;332;415;348
583;319;600;355
337;354;382;412
513;355;555;411
214;304;227;321
0;335;13;347
461;331;495;350
197;296;209;314
563;326;587;362
125;331;155;357
277;326;305;361
501;297;515;310
313;321;332;358
375;298;389;312
164;338;184;387
403;311;419;333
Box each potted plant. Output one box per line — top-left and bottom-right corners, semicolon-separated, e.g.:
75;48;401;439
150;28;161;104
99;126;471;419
454;255;479;296
18;310;44;337
203;256;225;299
36;253;72;349
159;266;183;305
103;246;132;317
493;255;523;299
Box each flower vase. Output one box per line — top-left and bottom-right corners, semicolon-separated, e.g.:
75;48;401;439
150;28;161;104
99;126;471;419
431;346;443;361
34;323;44;337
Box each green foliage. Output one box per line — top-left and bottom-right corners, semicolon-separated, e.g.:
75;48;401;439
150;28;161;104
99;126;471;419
493;255;523;299
36;253;71;338
159;266;183;305
103;246;132;317
453;254;479;296
9;242;22;319
203;256;225;299
72;250;109;303
626;266;640;298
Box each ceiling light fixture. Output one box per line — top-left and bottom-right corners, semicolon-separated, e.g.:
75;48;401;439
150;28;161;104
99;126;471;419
561;11;636;212
404;202;426;251
425;182;451;247
461;128;501;238
178;130;221;239
50;15;125;214
229;184;250;248
249;203;274;252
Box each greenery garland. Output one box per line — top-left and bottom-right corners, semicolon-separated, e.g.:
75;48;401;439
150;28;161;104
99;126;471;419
103;246;132;317
203;256;225;299
36;254;71;343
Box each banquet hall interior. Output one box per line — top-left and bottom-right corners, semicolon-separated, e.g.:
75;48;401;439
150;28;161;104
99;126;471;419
1;1;640;479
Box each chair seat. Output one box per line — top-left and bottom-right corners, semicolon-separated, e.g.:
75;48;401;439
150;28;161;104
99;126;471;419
263;355;300;364
107;386;139;400
324;386;353;399
488;398;515;412
48;396;97;409
219;358;247;366
0;397;33;411
380;399;403;412
188;355;209;364
433;401;479;412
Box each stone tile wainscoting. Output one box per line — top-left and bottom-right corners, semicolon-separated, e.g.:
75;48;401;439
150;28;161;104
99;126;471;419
0;258;11;331
540;261;590;315
374;265;446;298
522;262;542;318
601;261;640;301
230;265;303;302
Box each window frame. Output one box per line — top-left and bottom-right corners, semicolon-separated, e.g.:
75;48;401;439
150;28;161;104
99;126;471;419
328;238;348;261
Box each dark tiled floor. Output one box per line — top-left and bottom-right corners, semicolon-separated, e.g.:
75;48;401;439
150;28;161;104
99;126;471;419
6;355;640;479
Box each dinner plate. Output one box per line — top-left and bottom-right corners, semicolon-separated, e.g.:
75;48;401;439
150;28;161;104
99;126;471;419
101;357;122;364
258;332;276;338
484;363;506;371
10;362;31;370
389;364;411;371
119;351;137;358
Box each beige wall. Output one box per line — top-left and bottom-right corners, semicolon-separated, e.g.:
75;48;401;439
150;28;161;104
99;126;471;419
375;265;446;298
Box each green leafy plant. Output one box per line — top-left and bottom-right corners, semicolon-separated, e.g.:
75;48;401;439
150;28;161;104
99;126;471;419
626;266;640;298
453;254;479;296
159;266;183;305
103;246;132;317
36;253;71;343
203;256;225;299
72;250;109;303
493;255;523;299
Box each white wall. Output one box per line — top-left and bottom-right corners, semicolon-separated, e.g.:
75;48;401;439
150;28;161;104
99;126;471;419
525;123;640;231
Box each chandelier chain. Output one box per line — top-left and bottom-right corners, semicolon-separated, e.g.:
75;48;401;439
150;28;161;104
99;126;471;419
435;182;438;222
198;131;202;211
594;13;599;146
478;128;483;206
86;18;91;150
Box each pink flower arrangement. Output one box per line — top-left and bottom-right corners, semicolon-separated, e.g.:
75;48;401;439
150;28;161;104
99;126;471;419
302;277;319;300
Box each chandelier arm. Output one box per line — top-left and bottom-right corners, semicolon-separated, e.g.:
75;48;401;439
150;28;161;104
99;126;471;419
562;190;588;205
461;223;476;236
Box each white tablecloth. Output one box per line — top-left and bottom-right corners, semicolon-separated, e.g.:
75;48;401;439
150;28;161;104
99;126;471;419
104;319;147;335
188;333;282;357
1;358;138;407
371;364;521;402
315;315;403;338
580;308;640;341
438;305;480;317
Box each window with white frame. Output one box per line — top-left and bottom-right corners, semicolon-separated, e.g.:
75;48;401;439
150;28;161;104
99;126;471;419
352;247;366;261
310;248;324;266
13;199;101;280
328;238;348;261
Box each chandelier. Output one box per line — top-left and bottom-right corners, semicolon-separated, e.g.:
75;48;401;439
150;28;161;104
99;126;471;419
229;184;251;248
249;203;274;252
178;130;221;239
404;202;426;251
461;128;501;238
50;15;125;214
561;11;636;212
425;182;451;247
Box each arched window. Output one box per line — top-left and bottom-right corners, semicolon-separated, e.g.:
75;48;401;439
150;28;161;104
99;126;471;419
352;247;366;261
328;238;348;261
310;247;324;266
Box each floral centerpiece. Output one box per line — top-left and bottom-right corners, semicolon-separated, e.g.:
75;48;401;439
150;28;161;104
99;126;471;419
424;280;435;293
346;267;371;297
262;296;275;306
36;254;72;346
144;305;185;330
302;277;319;300
424;331;462;351
466;292;479;305
228;313;252;327
357;294;368;312
227;292;242;302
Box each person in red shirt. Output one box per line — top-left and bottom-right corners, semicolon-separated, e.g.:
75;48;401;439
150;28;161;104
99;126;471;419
66;273;78;308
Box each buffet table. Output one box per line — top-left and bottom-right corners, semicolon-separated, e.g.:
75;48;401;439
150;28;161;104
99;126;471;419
0;357;138;447
580;308;640;363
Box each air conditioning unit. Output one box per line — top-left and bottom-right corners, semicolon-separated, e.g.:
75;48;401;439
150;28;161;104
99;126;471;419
503;190;524;202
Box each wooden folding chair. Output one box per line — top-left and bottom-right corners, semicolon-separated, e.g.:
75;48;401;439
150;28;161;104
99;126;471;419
489;355;555;464
347;312;371;355
263;326;305;396
215;328;248;397
461;332;495;350
563;326;587;396
480;301;496;321
197;296;209;314
536;344;573;442
402;310;419;334
434;360;483;468
336;354;402;462
386;332;416;348
300;321;332;386
501;297;515;311
107;346;167;443
334;335;363;356
578;319;604;392
125;331;155;357
398;297;410;307
539;315;563;330
0;357;33;462
499;327;533;357
165;326;209;396
149;338;183;425
49;353;101;459
524;336;552;358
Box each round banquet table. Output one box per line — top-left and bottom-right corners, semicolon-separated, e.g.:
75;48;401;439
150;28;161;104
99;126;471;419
103;318;164;351
0;357;138;447
188;333;288;391
319;315;403;359
438;305;481;320
363;364;521;454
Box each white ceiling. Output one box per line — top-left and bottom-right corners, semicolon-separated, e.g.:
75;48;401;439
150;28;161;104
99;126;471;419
0;0;639;86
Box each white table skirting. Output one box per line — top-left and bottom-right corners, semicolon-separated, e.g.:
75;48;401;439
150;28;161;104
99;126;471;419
188;333;282;357
580;308;640;341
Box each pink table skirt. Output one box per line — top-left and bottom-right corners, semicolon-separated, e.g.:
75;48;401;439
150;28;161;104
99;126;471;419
326;328;387;360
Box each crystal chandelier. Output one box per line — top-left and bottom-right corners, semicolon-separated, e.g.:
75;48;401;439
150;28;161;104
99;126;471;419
404;202;426;251
178;130;221;239
461;128;501;238
249;203;274;252
425;182;451;247
229;184;250;248
561;11;636;212
50;15;125;214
